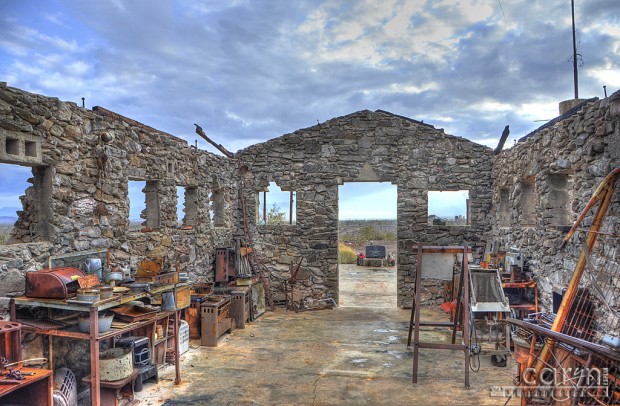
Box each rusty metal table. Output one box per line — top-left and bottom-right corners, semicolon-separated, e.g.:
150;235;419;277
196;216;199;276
0;367;53;405
10;284;187;406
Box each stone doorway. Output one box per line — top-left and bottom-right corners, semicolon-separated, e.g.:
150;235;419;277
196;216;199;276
337;182;397;308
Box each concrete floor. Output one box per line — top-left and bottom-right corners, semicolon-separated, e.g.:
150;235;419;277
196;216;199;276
338;264;397;308
135;266;518;405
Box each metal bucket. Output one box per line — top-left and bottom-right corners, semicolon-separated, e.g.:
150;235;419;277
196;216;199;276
99;347;133;381
161;291;176;311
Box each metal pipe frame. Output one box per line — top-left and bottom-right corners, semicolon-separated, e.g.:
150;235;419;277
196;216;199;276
410;244;471;388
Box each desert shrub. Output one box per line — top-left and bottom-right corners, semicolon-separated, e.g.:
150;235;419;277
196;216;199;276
0;233;10;245
338;243;358;264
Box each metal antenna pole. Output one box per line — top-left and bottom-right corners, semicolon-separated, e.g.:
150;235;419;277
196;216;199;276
571;0;579;99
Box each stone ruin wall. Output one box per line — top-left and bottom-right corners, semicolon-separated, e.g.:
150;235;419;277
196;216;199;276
490;92;620;335
0;83;237;310
236;110;495;307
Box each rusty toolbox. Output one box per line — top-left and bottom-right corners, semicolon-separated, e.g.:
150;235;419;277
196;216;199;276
215;248;236;283
25;267;85;299
231;287;250;329
200;295;234;347
174;283;191;309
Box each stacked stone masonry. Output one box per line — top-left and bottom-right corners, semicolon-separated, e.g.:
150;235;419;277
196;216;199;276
0;83;236;311
491;93;620;337
235;110;494;306
0;83;619;326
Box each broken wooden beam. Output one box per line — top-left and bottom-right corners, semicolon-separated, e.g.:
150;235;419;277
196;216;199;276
194;124;234;158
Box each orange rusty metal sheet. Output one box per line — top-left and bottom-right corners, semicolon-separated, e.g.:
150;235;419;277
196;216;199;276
77;274;100;288
137;260;161;277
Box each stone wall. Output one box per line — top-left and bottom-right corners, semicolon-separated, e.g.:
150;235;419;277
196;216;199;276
0;83;237;309
490;93;620;334
236;110;495;306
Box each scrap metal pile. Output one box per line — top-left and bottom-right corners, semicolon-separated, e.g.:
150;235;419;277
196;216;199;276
508;167;620;405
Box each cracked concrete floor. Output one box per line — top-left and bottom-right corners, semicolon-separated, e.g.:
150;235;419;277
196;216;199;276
135;266;518;405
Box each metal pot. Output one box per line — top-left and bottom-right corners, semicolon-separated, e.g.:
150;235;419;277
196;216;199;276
94;284;113;299
81;258;103;280
76;288;100;302
103;271;123;285
78;313;114;333
99;347;133;381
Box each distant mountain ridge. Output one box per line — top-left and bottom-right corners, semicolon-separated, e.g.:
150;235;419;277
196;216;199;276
0;207;20;217
0;207;19;225
0;216;17;225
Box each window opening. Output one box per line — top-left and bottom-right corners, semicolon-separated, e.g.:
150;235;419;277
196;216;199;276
427;190;469;226
128;180;146;231
0;163;40;245
257;182;296;225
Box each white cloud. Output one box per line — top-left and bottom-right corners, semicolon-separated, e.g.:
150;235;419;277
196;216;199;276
0;0;618;178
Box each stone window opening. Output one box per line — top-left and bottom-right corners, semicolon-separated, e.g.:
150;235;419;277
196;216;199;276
498;187;510;226
0;163;52;245
128;180;145;231
427;190;470;226
5;138;19;155
257;182;296;225
128;180;160;231
211;189;226;227
177;186;198;228
520;177;536;226
1;130;42;165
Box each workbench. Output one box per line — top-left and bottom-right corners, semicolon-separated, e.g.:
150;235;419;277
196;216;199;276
0;367;53;405
9;284;187;406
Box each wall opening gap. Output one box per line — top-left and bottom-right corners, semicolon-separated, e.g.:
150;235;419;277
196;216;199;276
5;138;19;155
427;190;469;226
0;164;34;245
338;182;397;308
257;182;296;225
128;180;146;231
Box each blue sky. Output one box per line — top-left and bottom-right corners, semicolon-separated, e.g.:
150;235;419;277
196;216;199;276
1;1;619;220
339;183;397;220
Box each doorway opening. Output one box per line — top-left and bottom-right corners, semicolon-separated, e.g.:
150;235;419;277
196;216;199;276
338;182;397;308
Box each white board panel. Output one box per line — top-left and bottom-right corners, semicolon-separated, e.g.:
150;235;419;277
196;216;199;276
421;253;454;281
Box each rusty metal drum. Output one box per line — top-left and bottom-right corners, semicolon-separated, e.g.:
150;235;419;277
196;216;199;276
99;347;133;381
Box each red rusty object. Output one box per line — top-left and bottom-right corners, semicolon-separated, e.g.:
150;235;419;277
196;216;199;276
25;267;85;300
0;321;22;364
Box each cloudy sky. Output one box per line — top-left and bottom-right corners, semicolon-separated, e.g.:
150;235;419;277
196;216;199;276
1;0;619;220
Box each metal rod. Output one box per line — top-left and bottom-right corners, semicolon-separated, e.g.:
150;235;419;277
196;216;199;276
289;191;294;225
89;306;100;406
263;191;267;224
174;310;181;384
412;244;423;383
463;244;470;388
571;0;579;99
